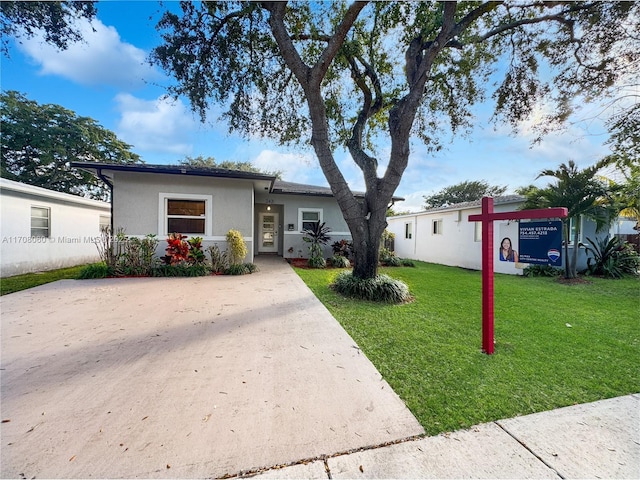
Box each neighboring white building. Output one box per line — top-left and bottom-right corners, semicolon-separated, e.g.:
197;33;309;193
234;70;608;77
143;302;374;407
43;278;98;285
387;196;607;275
0;178;110;276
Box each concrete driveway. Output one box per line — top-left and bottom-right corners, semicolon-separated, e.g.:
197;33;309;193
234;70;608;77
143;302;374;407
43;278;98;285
1;257;424;478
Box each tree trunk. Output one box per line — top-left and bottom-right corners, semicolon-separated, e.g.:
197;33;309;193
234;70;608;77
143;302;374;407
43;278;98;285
349;207;388;279
570;215;581;278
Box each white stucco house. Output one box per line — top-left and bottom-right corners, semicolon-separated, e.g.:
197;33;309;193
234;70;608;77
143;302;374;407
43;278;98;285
387;195;611;275
0;178;110;276
72;162;378;262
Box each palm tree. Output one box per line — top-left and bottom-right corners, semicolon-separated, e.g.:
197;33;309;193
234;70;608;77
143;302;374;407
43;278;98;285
519;159;615;278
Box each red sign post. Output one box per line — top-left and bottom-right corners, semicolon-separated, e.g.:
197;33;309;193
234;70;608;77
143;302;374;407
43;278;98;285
468;197;568;354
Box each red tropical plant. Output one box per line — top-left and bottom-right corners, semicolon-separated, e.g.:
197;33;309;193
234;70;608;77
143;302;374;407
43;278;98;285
166;233;189;264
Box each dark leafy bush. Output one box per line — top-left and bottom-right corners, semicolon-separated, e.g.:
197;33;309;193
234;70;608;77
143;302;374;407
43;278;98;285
152;263;210;277
332;271;410;303
307;254;327;268
331;239;352;258
244;262;259;274
585;236;640;278
523;265;563;277
331;255;351;268
225;263;258;275
381;254;402;267
207;244;229;273
401;259;416;267
303;222;331;268
78;262;110;279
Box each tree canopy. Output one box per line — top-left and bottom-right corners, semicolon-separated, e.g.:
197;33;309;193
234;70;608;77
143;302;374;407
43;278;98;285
1;90;141;201
423;180;507;210
0;1;97;55
149;1;638;280
178;155;282;179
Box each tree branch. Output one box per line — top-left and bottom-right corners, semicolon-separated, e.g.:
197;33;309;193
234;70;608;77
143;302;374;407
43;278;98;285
469;2;598;44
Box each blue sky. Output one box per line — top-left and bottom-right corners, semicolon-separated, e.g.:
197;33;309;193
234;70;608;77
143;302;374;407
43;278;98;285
1;1;614;211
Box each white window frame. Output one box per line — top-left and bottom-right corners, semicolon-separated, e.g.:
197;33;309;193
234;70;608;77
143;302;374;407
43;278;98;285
31;205;51;238
568;216;583;245
405;222;413;239
298;208;323;232
474;222;482;242
159;193;213;237
432;219;443;235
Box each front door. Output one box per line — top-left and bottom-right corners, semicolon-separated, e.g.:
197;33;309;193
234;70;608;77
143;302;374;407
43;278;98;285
258;212;279;254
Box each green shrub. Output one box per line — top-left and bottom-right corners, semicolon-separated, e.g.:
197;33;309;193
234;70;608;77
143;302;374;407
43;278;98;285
227;230;248;265
225;263;248;275
187;236;206;264
303;222;331;268
244;262;259;274
207;244;228;273
381;254;402;267
331;255;351;268
307;244;327;268
151;263;210;277
585;236;640;278
332;271;410;303
78;262;110;279
523;264;563;277
401;259;416;267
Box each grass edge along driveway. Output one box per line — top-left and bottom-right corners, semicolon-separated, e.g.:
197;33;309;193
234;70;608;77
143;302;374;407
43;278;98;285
294;261;640;436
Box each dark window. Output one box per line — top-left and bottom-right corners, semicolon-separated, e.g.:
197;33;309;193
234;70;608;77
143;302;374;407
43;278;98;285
166;199;206;234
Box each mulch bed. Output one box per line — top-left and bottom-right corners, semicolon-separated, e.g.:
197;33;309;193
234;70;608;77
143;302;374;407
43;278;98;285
556;276;592;285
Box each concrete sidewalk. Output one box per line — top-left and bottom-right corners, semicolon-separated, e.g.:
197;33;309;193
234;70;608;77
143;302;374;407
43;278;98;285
1;257;638;479
252;394;639;479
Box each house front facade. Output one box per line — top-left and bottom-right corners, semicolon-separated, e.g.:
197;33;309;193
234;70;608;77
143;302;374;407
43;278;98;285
387;196;607;275
0;178;110;276
72;163;357;262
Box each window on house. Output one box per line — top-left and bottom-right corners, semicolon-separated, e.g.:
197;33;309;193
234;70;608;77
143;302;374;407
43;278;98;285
167;199;206;234
568;217;582;244
405;222;413;239
99;215;110;232
299;208;322;231
31;206;50;237
432;219;443;235
474;222;482;242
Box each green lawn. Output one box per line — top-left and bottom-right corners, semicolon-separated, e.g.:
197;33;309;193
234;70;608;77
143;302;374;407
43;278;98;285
0;265;87;296
294;262;640;435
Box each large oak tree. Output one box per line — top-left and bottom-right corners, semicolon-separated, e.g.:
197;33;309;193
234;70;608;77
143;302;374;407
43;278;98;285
1;91;141;201
152;1;638;280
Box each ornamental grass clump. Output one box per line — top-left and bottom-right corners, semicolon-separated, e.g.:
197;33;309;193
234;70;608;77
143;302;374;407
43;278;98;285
332;271;410;303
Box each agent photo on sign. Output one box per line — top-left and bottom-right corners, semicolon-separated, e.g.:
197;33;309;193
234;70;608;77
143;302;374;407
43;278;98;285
499;237;518;262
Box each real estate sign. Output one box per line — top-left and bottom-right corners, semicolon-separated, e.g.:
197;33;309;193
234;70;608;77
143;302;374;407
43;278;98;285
519;221;563;265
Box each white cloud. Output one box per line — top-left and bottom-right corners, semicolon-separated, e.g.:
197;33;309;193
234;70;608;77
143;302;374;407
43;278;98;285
115;94;197;155
253;150;319;183
17;18;162;89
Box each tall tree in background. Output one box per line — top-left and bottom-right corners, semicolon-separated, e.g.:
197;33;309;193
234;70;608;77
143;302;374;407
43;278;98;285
518;160;614;279
423;180;507;210
178;155;282;179
1;91;141;201
0;1;96;54
152;1;638;280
